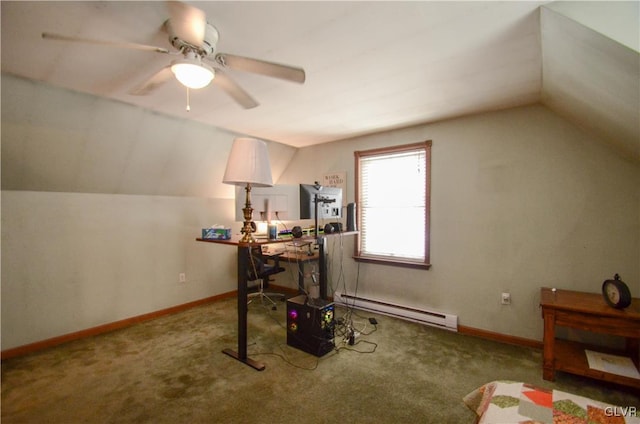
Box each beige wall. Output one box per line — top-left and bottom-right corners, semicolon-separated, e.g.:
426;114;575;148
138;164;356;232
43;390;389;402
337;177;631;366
0;75;296;350
1;191;237;349
278;105;640;341
2;74;638;350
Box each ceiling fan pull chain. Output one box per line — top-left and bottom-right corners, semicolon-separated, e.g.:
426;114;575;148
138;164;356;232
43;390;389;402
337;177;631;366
186;87;191;112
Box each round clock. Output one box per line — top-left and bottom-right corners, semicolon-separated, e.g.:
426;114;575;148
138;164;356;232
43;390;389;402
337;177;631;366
601;273;632;309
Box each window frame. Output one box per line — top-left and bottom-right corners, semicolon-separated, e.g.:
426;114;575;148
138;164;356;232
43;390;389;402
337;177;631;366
353;141;432;270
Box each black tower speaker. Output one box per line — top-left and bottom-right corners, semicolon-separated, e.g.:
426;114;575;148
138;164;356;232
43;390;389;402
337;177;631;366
286;295;335;357
346;202;356;232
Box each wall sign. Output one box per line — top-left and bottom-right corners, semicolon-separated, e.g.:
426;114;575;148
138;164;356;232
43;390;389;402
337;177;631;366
323;172;346;206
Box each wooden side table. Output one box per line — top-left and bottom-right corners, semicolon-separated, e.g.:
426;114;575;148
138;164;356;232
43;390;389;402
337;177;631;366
540;287;640;388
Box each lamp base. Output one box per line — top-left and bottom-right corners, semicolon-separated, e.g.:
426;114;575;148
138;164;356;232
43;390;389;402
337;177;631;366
240;183;256;243
239;231;255;244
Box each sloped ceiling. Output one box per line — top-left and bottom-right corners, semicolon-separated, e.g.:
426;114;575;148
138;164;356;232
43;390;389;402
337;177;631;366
1;75;299;198
1;1;638;160
2;0;543;149
541;3;639;163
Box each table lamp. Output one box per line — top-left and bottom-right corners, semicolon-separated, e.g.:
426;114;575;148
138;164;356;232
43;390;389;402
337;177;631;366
223;137;273;243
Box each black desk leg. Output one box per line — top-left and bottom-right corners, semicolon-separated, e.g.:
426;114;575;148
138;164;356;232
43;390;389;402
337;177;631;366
222;245;265;371
318;237;328;300
298;261;306;295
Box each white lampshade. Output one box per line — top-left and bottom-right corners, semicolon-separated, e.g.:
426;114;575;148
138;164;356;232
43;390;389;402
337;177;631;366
171;60;214;89
222;137;273;187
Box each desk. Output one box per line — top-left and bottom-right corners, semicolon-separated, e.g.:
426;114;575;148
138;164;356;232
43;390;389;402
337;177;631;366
196;231;356;371
540;287;640;388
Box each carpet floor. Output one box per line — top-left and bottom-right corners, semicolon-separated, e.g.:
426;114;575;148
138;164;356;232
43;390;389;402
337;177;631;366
2;296;639;423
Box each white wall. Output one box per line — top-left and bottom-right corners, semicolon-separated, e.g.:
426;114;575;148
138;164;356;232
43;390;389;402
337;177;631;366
278;104;640;341
0;75;297;351
1;191;237;349
2;75;638;349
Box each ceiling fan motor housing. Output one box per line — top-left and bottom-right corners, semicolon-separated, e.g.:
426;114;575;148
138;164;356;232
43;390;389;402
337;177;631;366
164;20;219;57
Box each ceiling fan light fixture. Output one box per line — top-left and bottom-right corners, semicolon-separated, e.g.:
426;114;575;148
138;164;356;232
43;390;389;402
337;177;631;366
171;60;214;89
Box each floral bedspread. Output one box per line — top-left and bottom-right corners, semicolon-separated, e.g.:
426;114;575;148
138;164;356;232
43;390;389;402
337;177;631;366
463;381;639;424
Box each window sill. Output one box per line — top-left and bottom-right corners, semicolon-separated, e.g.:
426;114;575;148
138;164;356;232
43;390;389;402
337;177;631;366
353;255;431;270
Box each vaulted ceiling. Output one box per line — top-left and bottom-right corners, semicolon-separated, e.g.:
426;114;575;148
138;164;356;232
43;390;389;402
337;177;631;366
1;1;638;161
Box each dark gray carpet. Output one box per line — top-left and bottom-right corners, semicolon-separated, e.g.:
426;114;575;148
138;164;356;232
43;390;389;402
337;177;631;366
2;296;638;423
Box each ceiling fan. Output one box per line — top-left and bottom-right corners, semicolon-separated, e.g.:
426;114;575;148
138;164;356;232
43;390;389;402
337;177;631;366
41;1;306;109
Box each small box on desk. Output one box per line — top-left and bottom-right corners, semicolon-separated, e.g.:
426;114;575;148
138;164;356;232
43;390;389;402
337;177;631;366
201;228;231;240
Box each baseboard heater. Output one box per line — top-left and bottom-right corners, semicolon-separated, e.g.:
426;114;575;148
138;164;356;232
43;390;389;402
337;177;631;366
333;292;458;332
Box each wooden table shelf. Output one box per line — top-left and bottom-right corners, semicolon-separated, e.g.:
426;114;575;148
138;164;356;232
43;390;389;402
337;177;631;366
540;287;640;389
554;339;640;388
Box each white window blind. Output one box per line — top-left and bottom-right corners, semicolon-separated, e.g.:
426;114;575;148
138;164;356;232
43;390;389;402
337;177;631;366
359;147;426;262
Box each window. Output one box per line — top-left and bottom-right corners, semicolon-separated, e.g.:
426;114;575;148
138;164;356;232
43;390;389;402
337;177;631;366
354;141;431;269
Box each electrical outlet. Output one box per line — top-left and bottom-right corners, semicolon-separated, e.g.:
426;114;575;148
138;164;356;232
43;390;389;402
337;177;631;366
501;292;511;305
179;273;186;283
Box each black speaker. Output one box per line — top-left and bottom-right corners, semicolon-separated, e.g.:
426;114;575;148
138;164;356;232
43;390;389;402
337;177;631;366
323;223;334;234
291;226;303;238
346;203;356;232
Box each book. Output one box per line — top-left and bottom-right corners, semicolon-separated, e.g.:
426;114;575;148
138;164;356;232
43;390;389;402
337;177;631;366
585;350;640;379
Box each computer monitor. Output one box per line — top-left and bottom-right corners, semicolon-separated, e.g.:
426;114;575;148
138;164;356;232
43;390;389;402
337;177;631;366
299;183;342;220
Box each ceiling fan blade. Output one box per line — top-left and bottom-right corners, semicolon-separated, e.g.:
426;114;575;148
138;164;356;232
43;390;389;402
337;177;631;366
212;69;259;109
42;32;170;54
215;53;306;84
129;66;174;95
166;1;206;47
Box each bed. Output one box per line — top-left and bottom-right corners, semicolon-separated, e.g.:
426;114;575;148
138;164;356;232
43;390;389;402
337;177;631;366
463;381;639;424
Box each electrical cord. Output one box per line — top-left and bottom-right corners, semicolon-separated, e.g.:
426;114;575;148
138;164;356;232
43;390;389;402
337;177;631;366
283;242;311;296
327;231;345;298
249;217;378;363
248;305;322;370
250;304;377;367
332;259;368;346
251;350;320;371
274;212;289;233
335;339;378;354
250;305;346;370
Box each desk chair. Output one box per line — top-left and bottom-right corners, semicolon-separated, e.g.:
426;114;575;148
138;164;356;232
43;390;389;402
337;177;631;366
247;246;286;310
